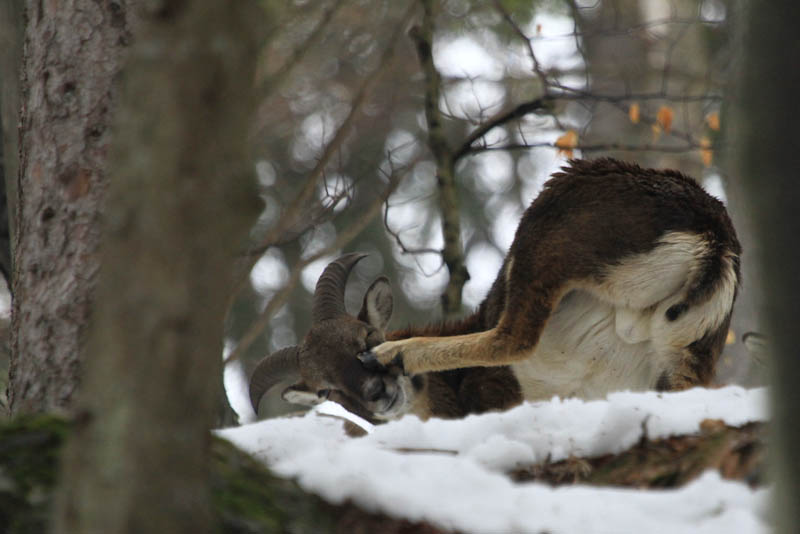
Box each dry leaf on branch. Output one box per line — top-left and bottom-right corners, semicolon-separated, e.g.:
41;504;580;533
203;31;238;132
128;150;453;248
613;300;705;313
629;103;640;124
657;106;674;132
651;123;662;142
555;130;578;158
706;111;720;131
700;136;713;167
726;329;736;345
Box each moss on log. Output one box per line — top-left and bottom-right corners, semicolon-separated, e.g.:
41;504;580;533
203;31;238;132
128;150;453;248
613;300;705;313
210;437;336;533
0;415;69;533
0;415;449;533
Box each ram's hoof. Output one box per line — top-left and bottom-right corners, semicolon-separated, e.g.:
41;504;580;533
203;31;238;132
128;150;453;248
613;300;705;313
358;351;385;371
389;353;406;375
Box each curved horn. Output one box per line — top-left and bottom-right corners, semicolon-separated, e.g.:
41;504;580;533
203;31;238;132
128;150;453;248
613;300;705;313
311;252;367;323
249;346;300;411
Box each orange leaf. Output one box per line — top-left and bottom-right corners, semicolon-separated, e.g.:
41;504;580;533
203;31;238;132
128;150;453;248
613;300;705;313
700;136;713;167
706;111;720;131
536;23;542;36
555;130;578;158
656;106;674;133
651;123;662;142
629;103;640;124
726;329;736;346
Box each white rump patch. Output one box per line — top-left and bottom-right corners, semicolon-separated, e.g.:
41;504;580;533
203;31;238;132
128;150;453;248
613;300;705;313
591;232;710;309
512;231;737;401
614;307;651;344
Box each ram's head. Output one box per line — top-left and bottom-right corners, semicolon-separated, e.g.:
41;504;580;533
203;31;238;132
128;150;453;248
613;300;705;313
248;253;409;422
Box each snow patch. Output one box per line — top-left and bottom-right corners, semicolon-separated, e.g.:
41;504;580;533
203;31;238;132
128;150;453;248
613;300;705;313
217;386;769;534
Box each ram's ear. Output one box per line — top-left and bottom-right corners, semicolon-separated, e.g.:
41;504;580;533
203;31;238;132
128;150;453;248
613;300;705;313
358;276;393;332
281;383;327;406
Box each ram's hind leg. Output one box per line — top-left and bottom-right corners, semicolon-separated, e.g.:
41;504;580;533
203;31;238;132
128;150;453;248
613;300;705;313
374;229;733;377
370;252;587;375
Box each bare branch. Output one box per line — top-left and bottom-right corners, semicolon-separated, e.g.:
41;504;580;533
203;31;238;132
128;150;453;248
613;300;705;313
259;0;346;97
382;190;443;260
409;0;468;316
492;0;549;83
471;140;720;156
556;91;723;103
528;16;724;44
235;3;417;281
453;97;554;163
224;165;406;365
451;88;720;162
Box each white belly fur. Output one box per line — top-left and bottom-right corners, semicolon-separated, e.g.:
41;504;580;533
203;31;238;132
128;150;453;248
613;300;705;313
511;289;668;401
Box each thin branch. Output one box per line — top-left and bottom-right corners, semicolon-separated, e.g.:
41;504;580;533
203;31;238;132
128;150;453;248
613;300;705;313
527;16;725;44
382;193;443;259
232;3;417;295
471;141;721;155
557;91;724;103
380;154;449;278
451;89;720;163
565;0;591;89
492;0;548;83
409;0;468;316
260;0;345;96
453;97;554;163
224;168;405;365
450;2;726;169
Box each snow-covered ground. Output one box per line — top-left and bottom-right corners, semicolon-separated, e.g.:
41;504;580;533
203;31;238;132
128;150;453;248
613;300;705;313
218;386;770;534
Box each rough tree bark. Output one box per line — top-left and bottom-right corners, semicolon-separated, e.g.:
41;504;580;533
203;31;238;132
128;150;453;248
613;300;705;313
0;0;23;410
52;1;263;532
8;0;135;414
51;2;259;533
0;0;21;287
731;3;800;533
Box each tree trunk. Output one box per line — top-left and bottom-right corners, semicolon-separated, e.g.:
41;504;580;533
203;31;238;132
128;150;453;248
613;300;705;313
576;0;653;162
52;1;263;532
0;0;24;412
8;0;134;414
0;0;22;286
731;3;800;533
1;414;341;534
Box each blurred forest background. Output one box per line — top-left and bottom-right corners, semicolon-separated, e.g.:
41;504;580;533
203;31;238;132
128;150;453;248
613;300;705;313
0;0;763;419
